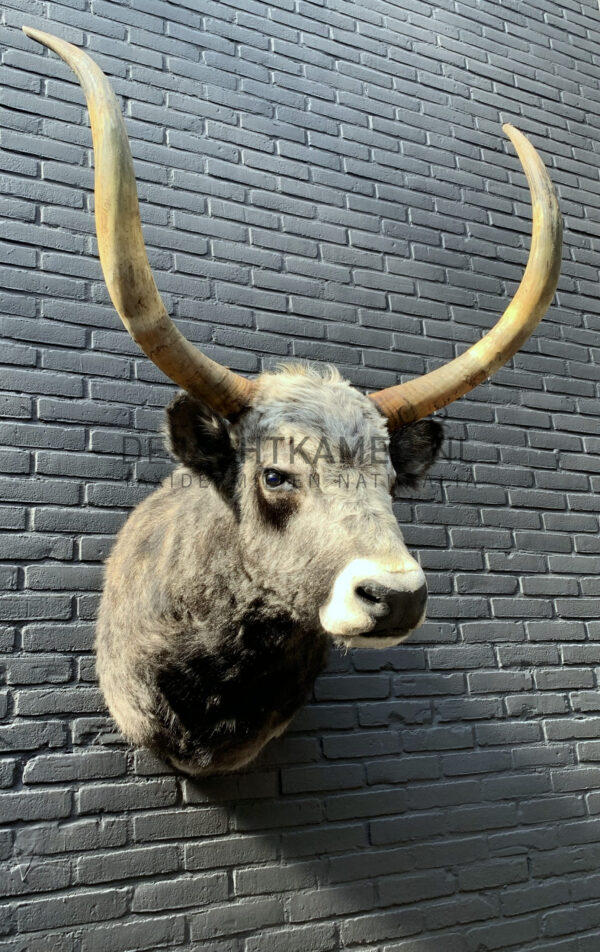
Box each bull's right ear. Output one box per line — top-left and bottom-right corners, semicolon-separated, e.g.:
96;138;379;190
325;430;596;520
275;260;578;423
164;393;238;498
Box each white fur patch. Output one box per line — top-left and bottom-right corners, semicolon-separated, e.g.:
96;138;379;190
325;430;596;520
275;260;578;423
319;556;426;640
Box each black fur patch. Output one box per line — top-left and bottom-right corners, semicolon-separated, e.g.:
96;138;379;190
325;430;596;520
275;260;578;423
154;608;329;769
254;472;298;531
165;393;238;499
389;419;444;490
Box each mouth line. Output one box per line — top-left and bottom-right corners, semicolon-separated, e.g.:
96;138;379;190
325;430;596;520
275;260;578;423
368;628;411;638
340;626;413;642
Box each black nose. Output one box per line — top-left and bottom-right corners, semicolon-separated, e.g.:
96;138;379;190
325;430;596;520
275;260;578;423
355;579;427;636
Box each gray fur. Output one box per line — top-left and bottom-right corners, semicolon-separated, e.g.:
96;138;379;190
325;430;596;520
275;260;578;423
96;366;442;774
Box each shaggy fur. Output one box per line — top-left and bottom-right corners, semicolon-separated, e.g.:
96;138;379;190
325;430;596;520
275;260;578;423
95;366;443;774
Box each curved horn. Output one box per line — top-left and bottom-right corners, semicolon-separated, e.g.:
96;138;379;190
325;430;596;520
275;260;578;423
369;125;562;429
23;27;256;417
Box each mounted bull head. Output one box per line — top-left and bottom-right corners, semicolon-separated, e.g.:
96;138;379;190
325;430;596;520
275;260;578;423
24;28;562;775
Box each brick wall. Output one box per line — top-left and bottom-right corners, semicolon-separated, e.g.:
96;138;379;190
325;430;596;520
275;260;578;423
1;0;599;949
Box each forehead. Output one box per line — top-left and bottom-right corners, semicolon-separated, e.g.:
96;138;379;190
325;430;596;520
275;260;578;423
240;368;390;463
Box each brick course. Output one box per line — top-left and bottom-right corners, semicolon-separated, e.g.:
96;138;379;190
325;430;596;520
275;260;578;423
1;0;599;949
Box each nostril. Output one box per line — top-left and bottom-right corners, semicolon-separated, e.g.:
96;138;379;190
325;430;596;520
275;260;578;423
356;581;389;604
355;580;392;618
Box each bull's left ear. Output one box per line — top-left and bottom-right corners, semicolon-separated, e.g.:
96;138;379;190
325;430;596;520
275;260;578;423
389;419;444;489
164;392;238;498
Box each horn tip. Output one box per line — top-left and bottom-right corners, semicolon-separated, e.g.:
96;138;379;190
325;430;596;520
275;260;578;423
502;123;527;150
22;26;47;44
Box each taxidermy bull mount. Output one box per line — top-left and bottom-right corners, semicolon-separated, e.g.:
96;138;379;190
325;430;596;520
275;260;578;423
23;28;562;775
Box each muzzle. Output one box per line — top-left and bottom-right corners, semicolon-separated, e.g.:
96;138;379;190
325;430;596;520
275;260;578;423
319;557;428;648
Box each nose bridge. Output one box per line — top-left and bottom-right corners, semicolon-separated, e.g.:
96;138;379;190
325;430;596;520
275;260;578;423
371;545;423;577
317;472;428;642
351;515;422;578
328;480;418;573
348;557;426;594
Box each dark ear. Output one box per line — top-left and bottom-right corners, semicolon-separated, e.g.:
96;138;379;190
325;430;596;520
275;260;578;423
164;393;237;497
389;419;444;490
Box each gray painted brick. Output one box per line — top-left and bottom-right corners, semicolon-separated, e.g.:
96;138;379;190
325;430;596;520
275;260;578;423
190;898;283;941
1;790;72;824
77;779;178;814
6;656;71;684
133;806;227;842
76;844;179;885
16;889;129;934
1;1;599;949
244;923;336;952
80;915;185;952
132;873;228;912
184;834;278;873
23;752;126;783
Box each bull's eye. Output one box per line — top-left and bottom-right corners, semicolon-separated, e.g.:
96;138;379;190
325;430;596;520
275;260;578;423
263;468;292;490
